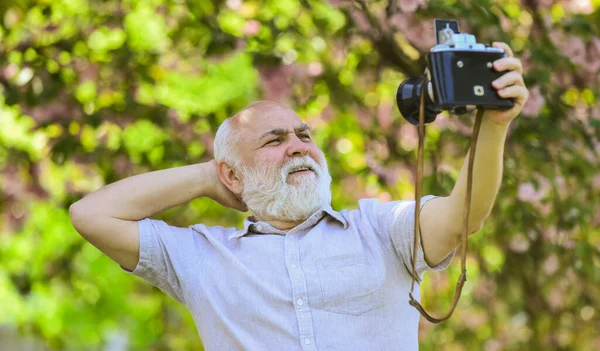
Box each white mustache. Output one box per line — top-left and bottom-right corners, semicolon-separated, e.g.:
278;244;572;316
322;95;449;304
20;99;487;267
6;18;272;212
280;156;321;177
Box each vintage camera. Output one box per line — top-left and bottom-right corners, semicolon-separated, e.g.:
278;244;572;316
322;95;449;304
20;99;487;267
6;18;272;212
396;19;514;125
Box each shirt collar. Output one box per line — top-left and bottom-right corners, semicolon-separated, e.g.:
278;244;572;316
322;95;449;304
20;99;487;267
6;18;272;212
228;204;348;240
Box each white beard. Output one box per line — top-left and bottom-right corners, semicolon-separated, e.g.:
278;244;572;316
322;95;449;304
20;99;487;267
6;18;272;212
239;155;332;222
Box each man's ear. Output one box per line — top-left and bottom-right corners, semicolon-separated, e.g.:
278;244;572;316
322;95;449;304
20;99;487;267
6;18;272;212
217;161;243;195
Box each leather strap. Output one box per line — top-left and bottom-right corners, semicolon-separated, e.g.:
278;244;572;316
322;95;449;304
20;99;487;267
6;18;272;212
408;78;484;323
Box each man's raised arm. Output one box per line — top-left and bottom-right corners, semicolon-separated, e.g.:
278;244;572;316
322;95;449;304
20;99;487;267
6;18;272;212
419;42;529;266
420;119;509;266
69;160;245;271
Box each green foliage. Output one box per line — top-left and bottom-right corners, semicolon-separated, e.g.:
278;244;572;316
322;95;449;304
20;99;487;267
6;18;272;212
154;53;258;117
0;0;599;350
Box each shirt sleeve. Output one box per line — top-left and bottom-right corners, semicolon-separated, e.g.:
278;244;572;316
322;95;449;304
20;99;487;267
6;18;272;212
120;218;193;305
359;196;455;281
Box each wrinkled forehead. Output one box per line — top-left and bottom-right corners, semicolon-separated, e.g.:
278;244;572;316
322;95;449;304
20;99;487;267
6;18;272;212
236;104;304;140
229;103;308;161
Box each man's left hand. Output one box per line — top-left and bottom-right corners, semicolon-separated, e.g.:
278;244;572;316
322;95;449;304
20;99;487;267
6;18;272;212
484;42;530;127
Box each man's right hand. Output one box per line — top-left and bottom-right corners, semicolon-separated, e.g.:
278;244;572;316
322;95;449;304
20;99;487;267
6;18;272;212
206;160;248;212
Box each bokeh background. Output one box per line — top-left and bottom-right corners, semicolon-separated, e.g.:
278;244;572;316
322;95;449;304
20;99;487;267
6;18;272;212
0;0;599;350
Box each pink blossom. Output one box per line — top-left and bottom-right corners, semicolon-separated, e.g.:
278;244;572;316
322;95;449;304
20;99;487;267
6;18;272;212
368;140;390;159
591;103;600;121
398;123;418;150
226;0;242;10
113;155;133;176
23;102;80;124
517;182;543;203
548;30;564;47
543;254;560;275
244;20;261;36
593;174;600;190
327;0;350;8
528;230;538;241
354;107;372;129
340;176;362;200
258;65;292;102
551;32;587;67
565;36;587;66
463;310;488;329
377;101;393;130
331;41;346;65
575;102;589;122
554;176;567;198
2;63;18;79
499;16;513;33
307;62;323;76
349;9;370;31
521;85;545;117
519;51;533;73
592;208;600;227
474;279;495;300
561;0;594;14
538;203;552;216
404;21;436;52
199;133;215;156
550;71;574;86
378;192;392;202
75;61;99;82
433;113;450;129
547;285;565;310
584;150;597;167
542;226;567;244
534;0;555;8
318;106;335;122
510;234;530;253
484;340;503;351
396;0;426;13
388;13;408;30
585;37;600;75
390;13;435;52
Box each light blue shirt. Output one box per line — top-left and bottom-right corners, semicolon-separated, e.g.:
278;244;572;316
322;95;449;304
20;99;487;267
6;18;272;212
123;196;454;350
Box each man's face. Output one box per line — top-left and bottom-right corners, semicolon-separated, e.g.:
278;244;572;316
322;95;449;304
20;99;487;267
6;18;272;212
233;103;332;222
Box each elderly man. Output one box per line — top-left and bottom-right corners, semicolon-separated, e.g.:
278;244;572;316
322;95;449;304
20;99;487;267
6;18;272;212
70;42;528;350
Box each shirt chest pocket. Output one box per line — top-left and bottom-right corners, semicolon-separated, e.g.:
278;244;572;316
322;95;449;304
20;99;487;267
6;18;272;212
316;254;384;316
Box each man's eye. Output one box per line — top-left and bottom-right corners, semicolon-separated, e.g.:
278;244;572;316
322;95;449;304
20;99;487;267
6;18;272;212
300;134;311;140
266;138;282;145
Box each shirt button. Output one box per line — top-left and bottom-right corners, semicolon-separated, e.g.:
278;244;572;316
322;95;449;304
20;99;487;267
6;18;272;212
291;264;297;269
304;338;311;345
297;298;304;306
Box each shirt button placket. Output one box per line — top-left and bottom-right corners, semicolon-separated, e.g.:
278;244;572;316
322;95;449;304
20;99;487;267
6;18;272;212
285;233;317;350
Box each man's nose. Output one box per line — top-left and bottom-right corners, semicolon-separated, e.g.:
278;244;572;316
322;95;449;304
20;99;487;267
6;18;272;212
287;134;309;157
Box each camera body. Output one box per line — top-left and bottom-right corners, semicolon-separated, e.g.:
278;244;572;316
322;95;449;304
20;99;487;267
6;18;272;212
397;20;514;125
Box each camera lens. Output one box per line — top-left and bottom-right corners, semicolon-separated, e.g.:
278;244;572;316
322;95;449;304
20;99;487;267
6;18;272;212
396;77;441;125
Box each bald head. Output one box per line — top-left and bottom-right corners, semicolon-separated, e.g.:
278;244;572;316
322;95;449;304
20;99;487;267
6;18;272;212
213;101;304;168
229;101;294;131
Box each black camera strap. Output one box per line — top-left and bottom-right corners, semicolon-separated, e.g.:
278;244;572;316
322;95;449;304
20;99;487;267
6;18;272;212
408;78;484;323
